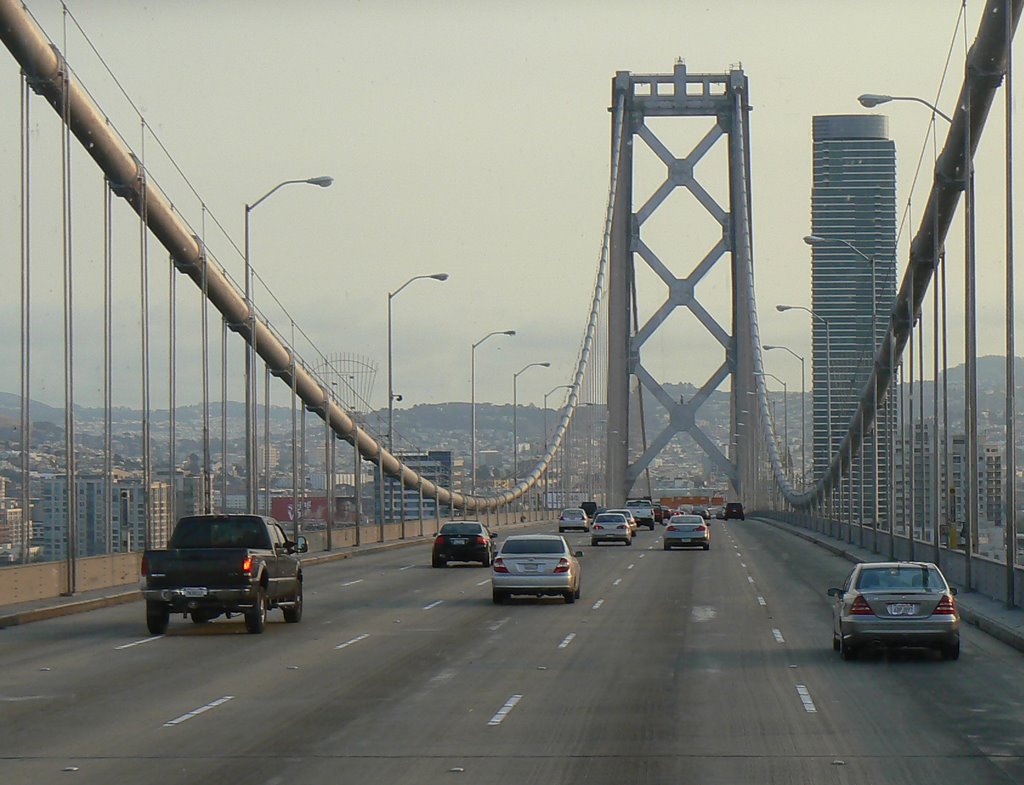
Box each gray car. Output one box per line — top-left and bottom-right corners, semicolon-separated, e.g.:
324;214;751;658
827;562;960;660
491;534;582;604
590;512;632;546
663;514;709;550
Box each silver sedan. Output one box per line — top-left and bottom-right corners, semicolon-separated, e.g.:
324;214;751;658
827;562;960;660
491;534;582;604
663;514;710;550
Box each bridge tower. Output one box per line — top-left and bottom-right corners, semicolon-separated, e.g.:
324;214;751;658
606;63;759;506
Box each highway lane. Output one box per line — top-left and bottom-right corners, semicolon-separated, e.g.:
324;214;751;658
3;519;1024;784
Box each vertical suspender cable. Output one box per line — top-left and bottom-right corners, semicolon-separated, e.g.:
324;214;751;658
264;366;270;515
60;22;76;592
917;312;925;552
139;120;152;547
168;252;176;528
103;180;112;551
1005;0;1017;606
19;72;30;564
200;208;211;514
220;317;227;512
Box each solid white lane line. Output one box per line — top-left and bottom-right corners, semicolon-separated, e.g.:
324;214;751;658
116;636;163;650
796;684;817;713
558;633;577;649
488;694;523;726
341;579;364;587
773;628;785;643
164;696;233;727
613;578;623;586
747;576;755;584
335;633;370;650
423;600;444;610
476;579;490;586
489;617;510;631
592;599;605;609
757;596;767;606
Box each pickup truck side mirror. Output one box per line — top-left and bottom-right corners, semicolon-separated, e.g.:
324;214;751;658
295;536;308;554
490;532;498;539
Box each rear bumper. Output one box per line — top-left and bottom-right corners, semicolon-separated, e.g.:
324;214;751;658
434;545;489;562
842;616;960;648
665;534;709;547
142;586;257;612
591;532;630;543
492;573;574;596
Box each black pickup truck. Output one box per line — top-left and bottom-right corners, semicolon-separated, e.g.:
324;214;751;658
141;514;308;635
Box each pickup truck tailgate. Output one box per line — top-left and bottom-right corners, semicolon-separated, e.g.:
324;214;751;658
144;548;252;589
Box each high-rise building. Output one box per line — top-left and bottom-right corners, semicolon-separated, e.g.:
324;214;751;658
810;115;897;523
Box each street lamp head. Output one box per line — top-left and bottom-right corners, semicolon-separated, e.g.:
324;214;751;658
858;93;892;109
504;330;516;336
763;344;779;350
540;362;551;368
803;234;826;246
776;304;793;312
430;273;450;281
306;176;334;187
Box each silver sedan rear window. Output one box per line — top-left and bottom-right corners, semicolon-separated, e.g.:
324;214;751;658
856;566;946;591
501;539;565;554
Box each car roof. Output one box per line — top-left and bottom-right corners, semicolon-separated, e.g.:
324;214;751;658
859;561;939;570
503;533;564;540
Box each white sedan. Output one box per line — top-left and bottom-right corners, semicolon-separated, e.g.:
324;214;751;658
663;514;710;550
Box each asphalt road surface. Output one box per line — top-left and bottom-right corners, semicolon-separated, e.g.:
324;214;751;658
3;518;1024;784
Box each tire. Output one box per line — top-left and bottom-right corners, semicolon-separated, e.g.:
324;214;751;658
943;639;961;661
663;543;671;550
245;587;267;634
840;636;857;661
564;589;576;604
574;583;581;600
282;580;303;623
626;537;633;546
492;589;506;605
481;552;492;567
146;601;170;635
591;540;600;547
648;523;655;531
832;633;841;652
702;543;710;551
432;556;445;568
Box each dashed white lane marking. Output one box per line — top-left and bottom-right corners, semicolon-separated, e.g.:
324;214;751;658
613;578;623;586
335;633;370;650
740;562;747;568
757;596;767;606
164;696;233;727
488;694;523;726
638;554;646;558
796;684;817;713
489;617;510;632
399;565;415;571
773;628;786;643
747;576;755;584
116;635;163;650
627;564;635;570
476;579;490;586
558;633;577;649
341;579;364;587
423;600;444;610
592;599;605;610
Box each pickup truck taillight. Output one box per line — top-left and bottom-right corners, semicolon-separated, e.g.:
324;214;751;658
242;556;253;575
140;554;149;577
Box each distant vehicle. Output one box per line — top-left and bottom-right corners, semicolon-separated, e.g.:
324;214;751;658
491;534;582;604
141;514;307;635
692;506;710;520
590;512;633;546
724;502;745;520
605;508;639;535
625;499;656;530
664;514;710;550
827;562;960;660
432;521;497;567
580;501;599;520
558;508;590;532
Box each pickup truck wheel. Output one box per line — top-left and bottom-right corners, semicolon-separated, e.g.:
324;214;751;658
282;581;303;623
146;601;170;635
245;587;267;634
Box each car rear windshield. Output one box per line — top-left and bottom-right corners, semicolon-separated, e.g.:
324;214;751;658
440;523;483;536
856;566;947;591
501;539;565;554
595;514;626;523
561;510;585;517
170;516;271;549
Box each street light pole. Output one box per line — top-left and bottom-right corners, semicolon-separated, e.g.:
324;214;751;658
386;273;448;522
543;384;572;512
471;330;516;498
513;361;551;493
243;175;332;513
763;344;805;489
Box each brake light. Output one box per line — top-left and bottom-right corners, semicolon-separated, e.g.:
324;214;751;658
554;558;571;574
666;525;679;532
140;554;149;576
850;595;874;615
617;524;626;530
593;524;603;530
933;595;957;615
434;535;445;546
474;535;487;545
492;557;509;573
242;556;253;575
696;524;707;532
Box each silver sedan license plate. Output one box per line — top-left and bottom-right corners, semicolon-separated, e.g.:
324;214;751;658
888;603;917;616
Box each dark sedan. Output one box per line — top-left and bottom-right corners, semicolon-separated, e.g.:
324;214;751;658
432;521;497;567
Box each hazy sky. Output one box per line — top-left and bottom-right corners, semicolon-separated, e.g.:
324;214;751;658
0;0;1016;416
